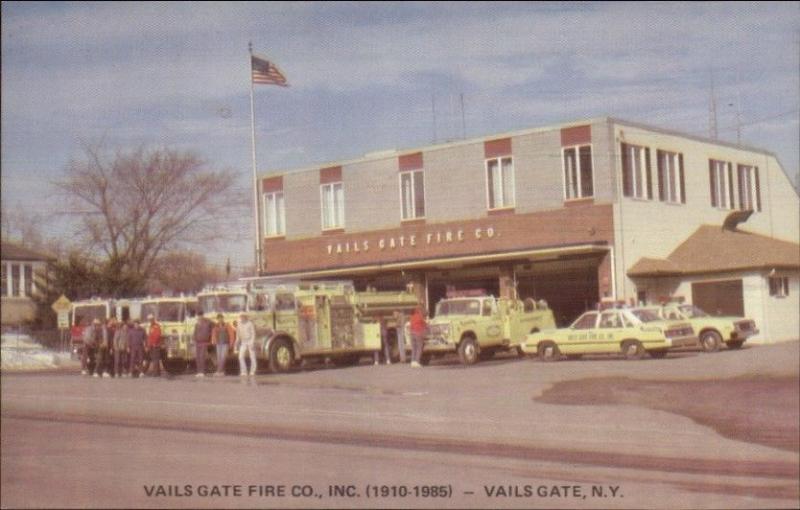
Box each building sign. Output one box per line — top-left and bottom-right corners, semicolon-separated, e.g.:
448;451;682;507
327;227;496;256
263;204;614;276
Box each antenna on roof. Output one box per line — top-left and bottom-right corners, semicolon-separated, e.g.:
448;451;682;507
431;92;438;143
460;92;466;139
708;67;718;140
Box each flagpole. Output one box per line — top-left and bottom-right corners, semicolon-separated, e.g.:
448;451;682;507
248;42;263;275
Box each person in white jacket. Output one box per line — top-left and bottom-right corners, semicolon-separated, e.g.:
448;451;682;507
236;313;257;376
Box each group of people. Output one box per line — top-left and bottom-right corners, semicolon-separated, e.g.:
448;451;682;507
80;315;161;378
79;310;258;378
374;306;427;368
79;304;425;377
191;310;257;377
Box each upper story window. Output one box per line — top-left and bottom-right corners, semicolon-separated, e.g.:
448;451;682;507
321;182;345;230
737;164;761;212
400;170;425;220
562;145;594;200
656;150;685;204
621;143;653;200
709;159;734;210
486;156;515;210
263;191;285;237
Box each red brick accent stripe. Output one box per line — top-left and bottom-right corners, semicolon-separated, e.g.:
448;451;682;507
320;166;342;184
399;152;423;171
262;176;283;193
484;138;512;158
561;125;591;146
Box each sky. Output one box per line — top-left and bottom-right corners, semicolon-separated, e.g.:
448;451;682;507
2;1;799;271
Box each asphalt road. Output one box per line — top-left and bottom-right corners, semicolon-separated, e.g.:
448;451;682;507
2;342;799;509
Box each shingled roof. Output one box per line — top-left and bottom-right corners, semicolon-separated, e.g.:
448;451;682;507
628;225;800;277
0;241;54;262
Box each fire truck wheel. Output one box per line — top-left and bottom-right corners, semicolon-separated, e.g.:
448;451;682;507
700;331;722;353
165;360;187;375
458;336;479;365
269;338;294;373
621;340;645;360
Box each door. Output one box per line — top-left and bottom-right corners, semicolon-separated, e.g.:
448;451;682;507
691;279;744;317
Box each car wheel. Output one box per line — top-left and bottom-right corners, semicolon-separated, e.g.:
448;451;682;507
458;336;479;365
622;340;645;360
700;331;722;353
648;350;668;359
537;342;560;361
269;338;294;373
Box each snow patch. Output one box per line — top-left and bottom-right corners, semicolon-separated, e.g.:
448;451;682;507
1;333;77;371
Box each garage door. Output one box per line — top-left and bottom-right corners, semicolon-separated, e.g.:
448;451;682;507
691;279;744;317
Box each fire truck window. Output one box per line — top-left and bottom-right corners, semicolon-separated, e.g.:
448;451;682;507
523;298;535;312
275;293;295;311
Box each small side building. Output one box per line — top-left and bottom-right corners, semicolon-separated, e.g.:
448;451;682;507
1;242;54;328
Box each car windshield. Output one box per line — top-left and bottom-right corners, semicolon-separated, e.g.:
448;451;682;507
141;302;184;322
630;309;661;323
73;305;107;326
678;305;709;318
198;294;248;314
435;299;481;316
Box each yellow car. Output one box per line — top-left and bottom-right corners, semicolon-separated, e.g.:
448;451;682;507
647;304;758;352
521;308;697;361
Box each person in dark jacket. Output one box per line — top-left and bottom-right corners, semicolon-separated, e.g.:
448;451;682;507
211;314;235;376
128;320;147;378
193;310;213;377
113;319;130;377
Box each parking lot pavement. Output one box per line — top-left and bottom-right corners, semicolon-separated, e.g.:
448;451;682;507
1;341;798;508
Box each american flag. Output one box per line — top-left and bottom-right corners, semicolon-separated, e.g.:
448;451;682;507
251;55;288;87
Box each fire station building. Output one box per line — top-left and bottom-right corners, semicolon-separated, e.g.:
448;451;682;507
257;117;799;342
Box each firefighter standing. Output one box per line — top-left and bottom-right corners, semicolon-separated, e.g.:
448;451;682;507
211;313;235;377
193;310;213;377
146;315;163;377
236;313;257;376
112;319;130;377
82;319;102;377
409;305;427;368
128;319;146;378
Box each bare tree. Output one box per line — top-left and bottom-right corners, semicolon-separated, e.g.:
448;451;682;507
148;251;226;294
56;143;243;289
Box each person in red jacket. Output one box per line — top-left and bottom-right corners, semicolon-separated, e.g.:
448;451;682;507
409;305;427;368
146;314;163;377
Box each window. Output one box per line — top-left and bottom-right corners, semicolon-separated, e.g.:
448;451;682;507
709;159;734;209
599;312;622;328
10;264;20;297
769;276;789;297
571;312;598;330
400;170;425;220
562;145;594;199
737;165;761;212
486;156;514;209
263;191;285;237
1;264;6;297
23;264;33;296
321;182;344;230
621;143;652;200
657;150;685;204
